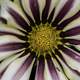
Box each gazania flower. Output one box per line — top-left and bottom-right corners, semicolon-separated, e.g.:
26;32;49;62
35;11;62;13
0;0;80;80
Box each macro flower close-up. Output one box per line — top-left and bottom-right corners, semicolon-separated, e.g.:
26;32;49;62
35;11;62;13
0;0;80;80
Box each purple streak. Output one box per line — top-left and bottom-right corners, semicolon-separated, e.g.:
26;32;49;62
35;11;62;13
35;55;45;80
57;11;80;30
0;31;27;41
12;53;35;80
46;54;59;80
29;0;40;24
42;0;51;23
52;0;74;27
0;42;27;52
55;49;80;76
60;26;80;37
8;7;32;32
48;8;55;23
61;39;80;45
20;0;35;26
58;45;80;62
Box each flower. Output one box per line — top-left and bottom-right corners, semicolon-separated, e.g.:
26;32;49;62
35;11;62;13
0;0;80;80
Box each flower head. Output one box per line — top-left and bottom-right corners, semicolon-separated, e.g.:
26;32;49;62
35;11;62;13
0;0;80;80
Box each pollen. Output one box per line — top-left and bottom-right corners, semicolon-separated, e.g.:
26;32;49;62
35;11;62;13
29;23;61;55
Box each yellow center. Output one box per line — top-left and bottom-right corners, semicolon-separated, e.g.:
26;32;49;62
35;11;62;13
29;23;61;55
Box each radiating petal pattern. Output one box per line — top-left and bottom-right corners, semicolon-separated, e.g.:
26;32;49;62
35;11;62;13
0;0;80;80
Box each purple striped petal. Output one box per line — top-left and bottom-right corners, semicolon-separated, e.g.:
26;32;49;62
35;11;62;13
7;8;32;32
52;0;74;27
61;39;80;45
60;26;80;37
29;0;40;25
17;29;29;35
0;17;7;24
29;56;37;80
20;0;35;26
57;11;80;30
35;55;45;80
0;42;27;52
0;51;23;79
0;31;28;41
51;52;70;80
55;49;80;76
19;48;31;57
58;45;80;62
46;54;59;80
48;8;55;23
42;0;51;23
68;45;80;53
12;53;35;80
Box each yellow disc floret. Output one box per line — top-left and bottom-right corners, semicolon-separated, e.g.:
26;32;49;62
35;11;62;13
28;23;61;56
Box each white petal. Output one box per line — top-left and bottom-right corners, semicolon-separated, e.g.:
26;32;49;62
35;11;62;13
1;1;29;30
59;47;80;73
48;0;59;20
63;18;80;31
0;23;25;36
20;59;35;80
44;60;52;80
0;51;24;73
52;0;67;21
0;48;24;61
59;0;80;24
57;70;67;80
38;0;45;20
1;54;30;80
60;60;80;80
20;0;35;22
